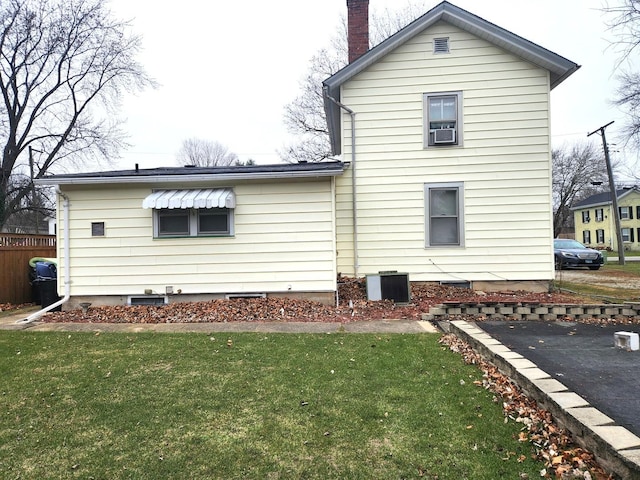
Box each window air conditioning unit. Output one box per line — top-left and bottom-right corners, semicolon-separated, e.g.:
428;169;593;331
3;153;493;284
366;272;410;304
433;128;456;144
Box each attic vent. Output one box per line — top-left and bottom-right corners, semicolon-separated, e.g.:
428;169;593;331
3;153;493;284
433;37;449;54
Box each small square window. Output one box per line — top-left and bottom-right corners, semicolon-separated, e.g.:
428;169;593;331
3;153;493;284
91;222;105;237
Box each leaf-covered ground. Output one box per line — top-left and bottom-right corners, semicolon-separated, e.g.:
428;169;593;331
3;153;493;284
39;277;584;324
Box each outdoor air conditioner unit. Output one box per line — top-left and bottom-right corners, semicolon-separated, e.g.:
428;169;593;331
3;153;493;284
366;272;410;304
433;128;456;144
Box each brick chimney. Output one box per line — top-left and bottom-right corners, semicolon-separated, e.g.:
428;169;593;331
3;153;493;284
347;0;369;63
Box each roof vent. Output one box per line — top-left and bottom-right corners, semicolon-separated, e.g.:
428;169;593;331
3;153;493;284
434;37;449;54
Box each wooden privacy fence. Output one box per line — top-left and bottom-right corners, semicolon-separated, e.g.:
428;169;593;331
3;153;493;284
0;234;57;305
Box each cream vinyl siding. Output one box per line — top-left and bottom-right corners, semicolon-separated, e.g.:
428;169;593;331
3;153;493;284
336;22;554;281
57;179;337;296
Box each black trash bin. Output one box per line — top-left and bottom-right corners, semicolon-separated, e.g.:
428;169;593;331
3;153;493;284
38;278;61;311
29;261;60;311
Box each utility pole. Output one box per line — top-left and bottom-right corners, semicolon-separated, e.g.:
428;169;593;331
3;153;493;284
588;121;625;265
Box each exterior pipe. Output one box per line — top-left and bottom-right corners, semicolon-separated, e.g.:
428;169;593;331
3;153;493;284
324;90;359;276
18;188;70;324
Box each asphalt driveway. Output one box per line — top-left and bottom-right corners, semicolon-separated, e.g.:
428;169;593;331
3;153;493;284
477;320;640;437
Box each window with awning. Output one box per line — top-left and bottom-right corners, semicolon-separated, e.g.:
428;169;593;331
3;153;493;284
142;188;235;210
142;189;235;238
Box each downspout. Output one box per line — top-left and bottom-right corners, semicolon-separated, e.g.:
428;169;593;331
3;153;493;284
324;90;359;276
18;188;70;324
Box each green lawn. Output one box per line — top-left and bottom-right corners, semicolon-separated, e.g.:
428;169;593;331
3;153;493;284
0;331;543;479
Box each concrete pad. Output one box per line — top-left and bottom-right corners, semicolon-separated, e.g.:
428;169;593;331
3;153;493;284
590;426;640;451
531;378;569;394
416;321;438;333
567;407;615;427
548;391;590;409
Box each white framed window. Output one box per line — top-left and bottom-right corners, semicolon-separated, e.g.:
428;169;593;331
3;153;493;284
622;227;634;242
424;91;463;148
581;211;590;223
154;208;233;238
595;208;604;222
619;206;633;220
583;230;591;244
596;229;605;244
425;182;464;247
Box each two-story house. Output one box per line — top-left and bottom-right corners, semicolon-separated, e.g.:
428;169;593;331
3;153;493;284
36;1;578;309
571;187;640;251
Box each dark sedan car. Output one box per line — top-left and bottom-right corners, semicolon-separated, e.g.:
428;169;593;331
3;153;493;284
554;239;604;270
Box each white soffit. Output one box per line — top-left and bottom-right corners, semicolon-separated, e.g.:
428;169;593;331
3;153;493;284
142;189;235;209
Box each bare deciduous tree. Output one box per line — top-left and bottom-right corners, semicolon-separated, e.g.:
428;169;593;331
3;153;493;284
604;0;640;146
280;2;427;163
0;0;154;232
176;138;238;167
552;142;609;237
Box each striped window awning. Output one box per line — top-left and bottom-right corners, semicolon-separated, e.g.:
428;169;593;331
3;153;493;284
142;189;235;209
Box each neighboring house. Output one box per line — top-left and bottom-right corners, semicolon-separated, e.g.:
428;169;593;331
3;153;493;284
37;1;579;309
571;188;640;251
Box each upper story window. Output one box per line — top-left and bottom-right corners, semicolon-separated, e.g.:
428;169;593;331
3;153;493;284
424;91;463;148
581;211;590;223
595;208;604;222
619;206;633;220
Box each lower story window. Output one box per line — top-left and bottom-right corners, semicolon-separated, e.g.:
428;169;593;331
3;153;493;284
425;182;464;247
583;230;591;244
155;208;233;237
596;229;605;244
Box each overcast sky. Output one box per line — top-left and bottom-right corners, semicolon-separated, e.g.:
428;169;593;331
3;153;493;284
107;0;631;175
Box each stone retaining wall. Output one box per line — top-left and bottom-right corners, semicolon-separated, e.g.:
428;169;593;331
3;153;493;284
422;302;640;322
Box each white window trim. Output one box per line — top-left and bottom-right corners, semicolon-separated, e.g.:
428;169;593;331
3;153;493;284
423;91;463;148
424;182;465;248
622;227;632;242
583;230;591;244
596;229;605;244
153;208;234;238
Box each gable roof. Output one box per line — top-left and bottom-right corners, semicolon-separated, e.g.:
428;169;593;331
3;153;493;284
35;161;346;186
323;1;580;155
570;188;640;210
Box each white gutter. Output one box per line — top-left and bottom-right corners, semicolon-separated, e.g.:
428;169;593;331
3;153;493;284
18;189;71;324
35;169;344;186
